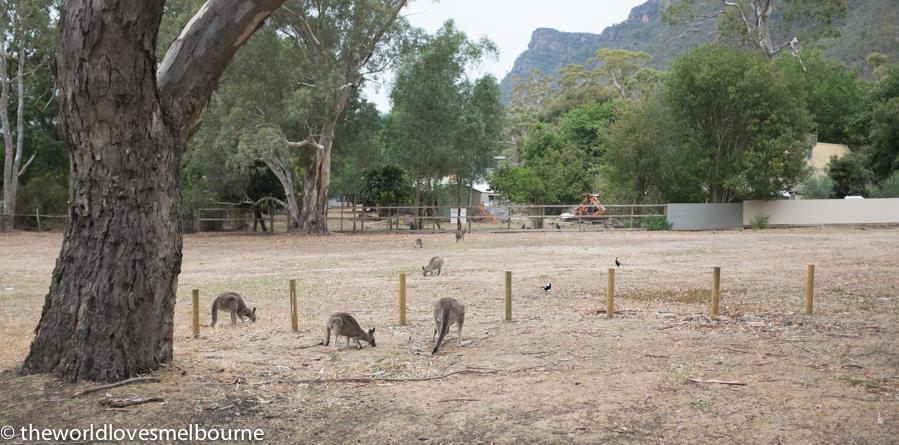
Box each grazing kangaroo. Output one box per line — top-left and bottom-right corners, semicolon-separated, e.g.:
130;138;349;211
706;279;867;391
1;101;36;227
211;292;256;327
455;229;465;242
415;238;423;248
322;313;376;349
422;256;444;276
432;297;465;354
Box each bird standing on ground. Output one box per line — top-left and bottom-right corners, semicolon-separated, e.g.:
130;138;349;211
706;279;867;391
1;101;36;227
542;283;552;292
615;257;622;267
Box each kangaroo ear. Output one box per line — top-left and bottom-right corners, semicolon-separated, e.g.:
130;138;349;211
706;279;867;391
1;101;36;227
252;307;257;314
369;328;375;334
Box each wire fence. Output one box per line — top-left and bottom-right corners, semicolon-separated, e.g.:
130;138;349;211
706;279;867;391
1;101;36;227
2;204;668;234
195;204;668;234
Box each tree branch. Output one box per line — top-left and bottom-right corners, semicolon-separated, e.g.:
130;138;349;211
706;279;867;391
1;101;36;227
287;136;325;150
17;153;34;178
157;0;287;142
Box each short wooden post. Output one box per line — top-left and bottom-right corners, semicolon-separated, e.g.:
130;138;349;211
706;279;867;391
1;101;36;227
399;272;407;325
607;268;615;318
711;267;721;319
805;264;814;315
269;206;274;233
35;208;41;232
504;271;512;321
191;289;200;338
289;279;298;332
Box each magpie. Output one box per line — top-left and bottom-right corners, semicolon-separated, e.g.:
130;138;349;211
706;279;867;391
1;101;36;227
615;257;622;267
542;283;552;292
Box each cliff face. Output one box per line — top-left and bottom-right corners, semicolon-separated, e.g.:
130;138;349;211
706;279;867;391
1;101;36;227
501;0;899;101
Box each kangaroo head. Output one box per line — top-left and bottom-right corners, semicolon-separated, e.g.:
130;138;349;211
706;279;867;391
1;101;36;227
245;307;257;322
366;327;376;347
422;266;427;275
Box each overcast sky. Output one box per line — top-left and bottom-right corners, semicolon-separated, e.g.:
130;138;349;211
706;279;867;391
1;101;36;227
363;0;647;111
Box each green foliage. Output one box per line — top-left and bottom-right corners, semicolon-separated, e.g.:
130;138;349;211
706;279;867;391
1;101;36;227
664;45;812;202
870;171;899;198
16;175;68;215
866;97;899;181
385;21;500;204
644;215;672;231
827;153;872;197
488;166;545;204
799;175;836;199
776;51;869;145
750;213;770;230
359;165;412;206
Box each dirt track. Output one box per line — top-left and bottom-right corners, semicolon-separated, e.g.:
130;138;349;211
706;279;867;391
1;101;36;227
1;228;897;444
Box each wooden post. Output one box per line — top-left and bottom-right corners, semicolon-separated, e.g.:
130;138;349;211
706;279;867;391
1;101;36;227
191;289;200;338
607;268;615;318
35;208;41;232
711;267;721;319
504;271;512;321
805;264;814;315
399;272;407;325
507;206;511;231
290;279;298;332
269;205;274;233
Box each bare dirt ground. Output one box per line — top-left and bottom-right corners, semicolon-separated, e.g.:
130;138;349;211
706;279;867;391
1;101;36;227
1;227;898;444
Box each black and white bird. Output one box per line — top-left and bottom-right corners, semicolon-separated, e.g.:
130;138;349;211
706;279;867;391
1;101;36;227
542;283;552;292
615;257;622;267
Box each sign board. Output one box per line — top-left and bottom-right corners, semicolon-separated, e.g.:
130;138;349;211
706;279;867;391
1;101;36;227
450;207;467;224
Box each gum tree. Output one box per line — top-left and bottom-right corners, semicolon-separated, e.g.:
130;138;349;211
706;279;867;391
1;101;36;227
22;0;285;382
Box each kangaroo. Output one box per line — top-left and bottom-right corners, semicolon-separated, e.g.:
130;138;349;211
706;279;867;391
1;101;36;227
211;292;256;327
432;297;465;354
322;313;376;349
415;238;423;248
455;229;466;242
422;256;444;276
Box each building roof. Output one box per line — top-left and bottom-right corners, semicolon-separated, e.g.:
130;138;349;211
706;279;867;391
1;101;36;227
808;142;851;174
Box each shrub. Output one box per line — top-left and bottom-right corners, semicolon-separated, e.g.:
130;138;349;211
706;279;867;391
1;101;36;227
799;175;835;199
645;214;671;231
750;213;770;229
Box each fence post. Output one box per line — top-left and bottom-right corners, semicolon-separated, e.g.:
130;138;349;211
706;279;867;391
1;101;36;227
607;268;615;319
399;273;407;325
35;208;41;232
290;279;298;332
504;271;512;321
711;267;721;320
192;289;200;339
805;264;814;315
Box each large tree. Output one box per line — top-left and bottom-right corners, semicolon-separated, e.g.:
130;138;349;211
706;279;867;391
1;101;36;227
22;0;285;382
385;21;497;228
276;0;408;233
664;45;811;202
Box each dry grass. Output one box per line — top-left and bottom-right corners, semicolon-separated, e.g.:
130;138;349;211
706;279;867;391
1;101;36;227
1;227;898;444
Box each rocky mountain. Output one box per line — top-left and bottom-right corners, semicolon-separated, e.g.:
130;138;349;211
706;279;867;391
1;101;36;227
500;0;899;100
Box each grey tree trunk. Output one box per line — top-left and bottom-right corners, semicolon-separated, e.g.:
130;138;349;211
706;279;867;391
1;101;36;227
263;156;301;231
22;0;284;382
300;133;333;234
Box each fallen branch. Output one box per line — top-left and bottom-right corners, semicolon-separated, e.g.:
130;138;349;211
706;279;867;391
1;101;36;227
295;342;324;350
688;378;746;386
438;398;481;403
71;376;160;398
100;396;164;408
294;364;548;385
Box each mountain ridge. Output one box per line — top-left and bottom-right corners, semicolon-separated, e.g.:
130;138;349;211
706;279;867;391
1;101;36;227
500;0;899;100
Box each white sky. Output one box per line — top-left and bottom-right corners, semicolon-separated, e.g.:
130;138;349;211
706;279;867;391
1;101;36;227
363;0;647;111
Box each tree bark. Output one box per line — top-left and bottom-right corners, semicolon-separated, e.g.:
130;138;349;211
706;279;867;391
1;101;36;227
22;0;284;382
1;27;17;231
299;131;333;234
263;155;301;231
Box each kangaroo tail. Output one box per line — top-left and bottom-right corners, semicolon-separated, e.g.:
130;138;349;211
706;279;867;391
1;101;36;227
210;301;218;327
322;327;331;346
432;309;451;354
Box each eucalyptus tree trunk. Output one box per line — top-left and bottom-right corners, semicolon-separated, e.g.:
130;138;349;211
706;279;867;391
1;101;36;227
263;156;301;231
0;30;28;232
22;0;284;382
299;131;334;234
